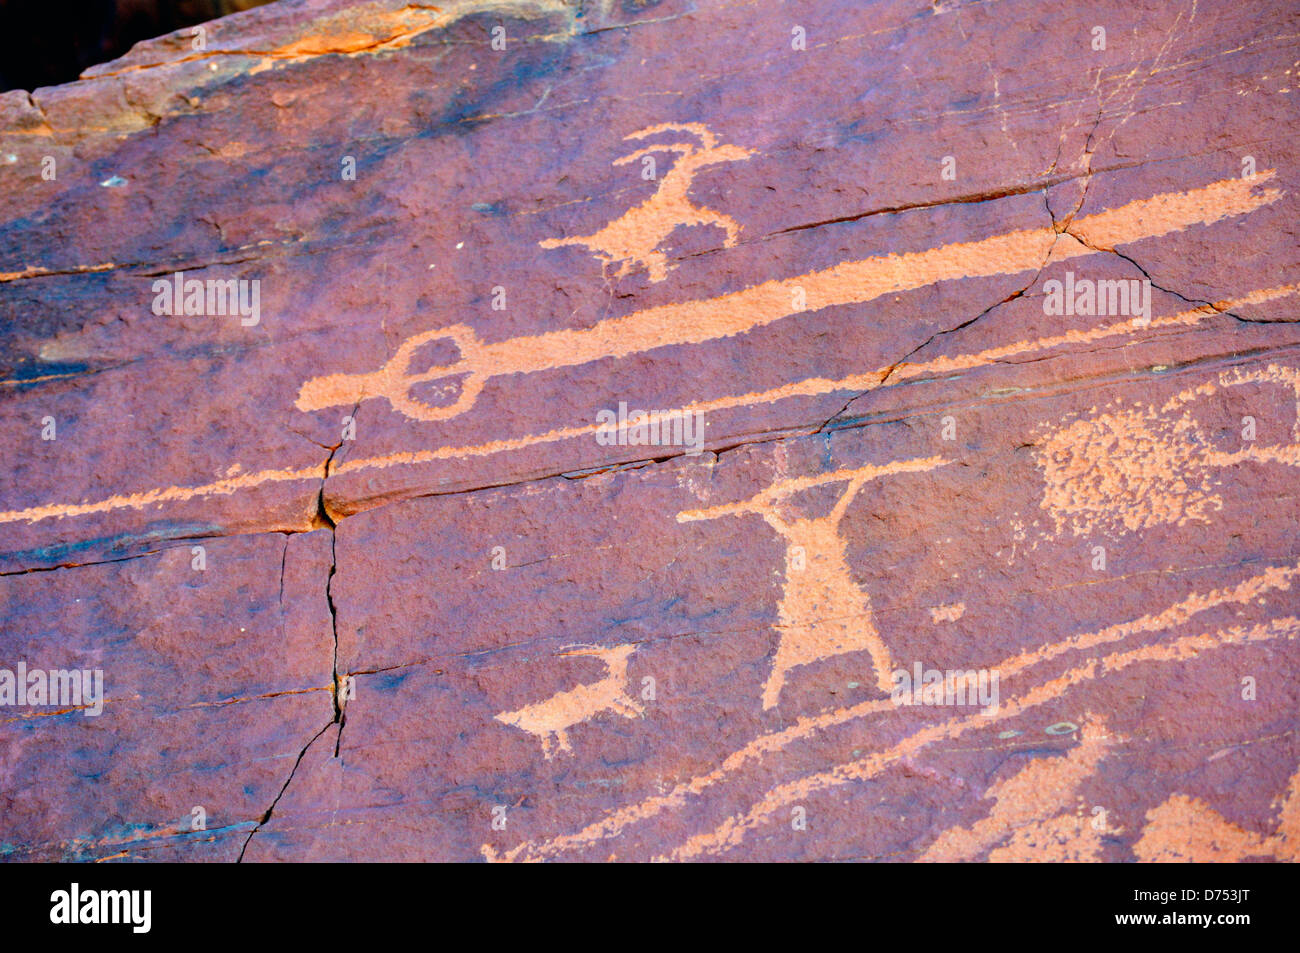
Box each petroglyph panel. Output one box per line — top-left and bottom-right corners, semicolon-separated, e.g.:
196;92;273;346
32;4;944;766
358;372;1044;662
246;367;1299;861
1;0;1299;862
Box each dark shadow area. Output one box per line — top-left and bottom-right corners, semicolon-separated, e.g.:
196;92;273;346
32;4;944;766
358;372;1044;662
0;0;276;92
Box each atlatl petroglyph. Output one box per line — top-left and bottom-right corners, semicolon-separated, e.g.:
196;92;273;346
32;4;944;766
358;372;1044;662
296;323;487;424
494;643;642;759
5;284;1294;530
539;122;755;283
1038;364;1300;537
292;172;1280;424
678;457;949;708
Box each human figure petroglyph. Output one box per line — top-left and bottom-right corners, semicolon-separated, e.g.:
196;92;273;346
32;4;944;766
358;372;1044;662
1038;364;1300;537
540;122;755;283
659;616;1300;861
494;643;642;759
484;563;1300;862
678;457;949;708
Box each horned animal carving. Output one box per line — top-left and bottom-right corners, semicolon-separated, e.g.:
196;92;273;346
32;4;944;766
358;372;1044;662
495;643;643;758
540;122;754;282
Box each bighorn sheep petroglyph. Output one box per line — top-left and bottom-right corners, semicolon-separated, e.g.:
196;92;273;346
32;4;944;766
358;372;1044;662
540;122;754;282
495;643;643;758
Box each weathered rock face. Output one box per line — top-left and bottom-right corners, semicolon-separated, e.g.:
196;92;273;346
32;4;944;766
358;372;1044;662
1;0;1298;862
0;1;278;93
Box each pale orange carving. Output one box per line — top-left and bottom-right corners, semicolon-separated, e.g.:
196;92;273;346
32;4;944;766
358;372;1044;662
661;616;1300;862
487;563;1299;861
8;286;1292;530
5;268;1291;528
929;603;965;623
276;174;1279;423
920;717;1113;862
292;173;1280;425
678;457;949;708
494;644;642;758
540;122;755;282
295;323;487;423
983;813;1105;863
1134;764;1300;862
1039;364;1300;537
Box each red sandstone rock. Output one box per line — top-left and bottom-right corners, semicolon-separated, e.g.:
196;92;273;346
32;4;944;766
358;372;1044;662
1;0;1298;862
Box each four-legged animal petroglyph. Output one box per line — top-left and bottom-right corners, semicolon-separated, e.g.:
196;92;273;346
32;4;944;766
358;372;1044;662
487;563;1300;861
494;643;642;758
678;457;949;709
291;174;1279;426
540;122;755;282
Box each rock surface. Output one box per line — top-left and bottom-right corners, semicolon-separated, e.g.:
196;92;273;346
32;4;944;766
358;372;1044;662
1;0;1298;861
